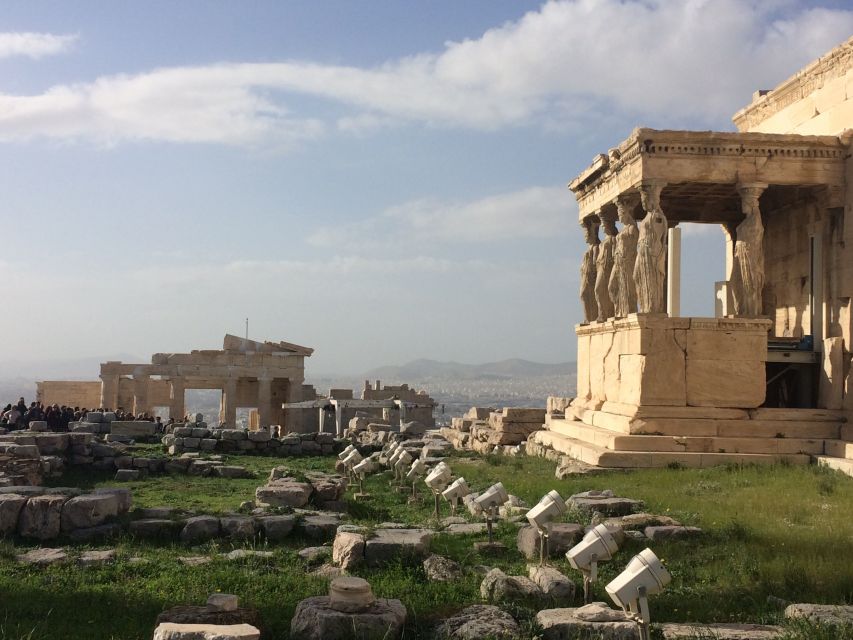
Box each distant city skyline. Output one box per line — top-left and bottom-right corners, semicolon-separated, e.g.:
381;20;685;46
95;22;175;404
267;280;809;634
1;1;852;373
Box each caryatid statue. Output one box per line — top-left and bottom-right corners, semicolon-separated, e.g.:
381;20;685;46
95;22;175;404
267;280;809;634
633;181;668;314
732;183;767;317
579;217;600;324
595;209;618;322
609;192;640;318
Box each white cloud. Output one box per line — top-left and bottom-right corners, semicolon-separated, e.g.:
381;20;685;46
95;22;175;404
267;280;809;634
0;2;851;145
0;32;77;59
307;185;574;248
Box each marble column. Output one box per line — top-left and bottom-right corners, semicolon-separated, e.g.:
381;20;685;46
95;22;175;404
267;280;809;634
222;378;237;427
169;378;185;421
609;192;640;318
595;208;618;322
731;182;768;317
286;378;304;433
579;217;600;323
257;376;272;428
132;374;150;417
99;373;120;411
634;181;668;314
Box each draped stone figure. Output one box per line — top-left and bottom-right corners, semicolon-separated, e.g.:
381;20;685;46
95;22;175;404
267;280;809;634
633;182;668;314
579;218;600;324
732;183;767;316
595;211;618;321
609;193;640;318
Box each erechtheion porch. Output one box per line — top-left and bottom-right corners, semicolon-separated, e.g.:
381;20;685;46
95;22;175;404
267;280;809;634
534;123;852;468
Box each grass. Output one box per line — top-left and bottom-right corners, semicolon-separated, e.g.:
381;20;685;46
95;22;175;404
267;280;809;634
0;450;850;639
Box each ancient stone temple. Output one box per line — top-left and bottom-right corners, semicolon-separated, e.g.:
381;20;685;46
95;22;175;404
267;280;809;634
533;37;853;472
39;335;312;430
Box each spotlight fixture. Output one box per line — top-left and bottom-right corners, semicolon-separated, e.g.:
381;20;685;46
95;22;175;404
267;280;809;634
441;477;470;515
424;462;452;517
526;490;566;565
605;548;671;640
567;523;621;603
474;482;509;545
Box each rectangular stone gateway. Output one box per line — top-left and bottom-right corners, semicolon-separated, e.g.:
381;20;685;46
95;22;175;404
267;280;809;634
577;315;771;409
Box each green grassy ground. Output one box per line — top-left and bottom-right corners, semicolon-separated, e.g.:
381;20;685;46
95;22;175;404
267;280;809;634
0;451;851;639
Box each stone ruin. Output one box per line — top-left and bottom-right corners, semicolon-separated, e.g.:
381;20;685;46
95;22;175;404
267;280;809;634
440;406;546;455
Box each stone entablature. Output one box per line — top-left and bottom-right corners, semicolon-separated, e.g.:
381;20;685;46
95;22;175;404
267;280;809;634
570;129;846;222
576;314;771;409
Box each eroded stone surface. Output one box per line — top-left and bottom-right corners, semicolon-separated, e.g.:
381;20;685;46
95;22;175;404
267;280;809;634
364;528;432;567
435;604;520;639
17;547;68;566
529;566;575;605
517;523;584;560
480;568;543;603
785;603;853;626
290;595;406;640
659;623;783;639
152;623;260;640
536;604;636;640
423;554;463;582
332;532;365;570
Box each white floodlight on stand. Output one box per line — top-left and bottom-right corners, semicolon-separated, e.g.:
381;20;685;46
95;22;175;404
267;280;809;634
424;462;452;517
352;457;373;500
606;548;671;640
387;448;404;483
342;449;363;486
441;477;470;515
338;444;356;461
526;490;566;566
567;523;621;603
393;450;413;488
405;458;427;502
474;482;509;546
380;441;399;465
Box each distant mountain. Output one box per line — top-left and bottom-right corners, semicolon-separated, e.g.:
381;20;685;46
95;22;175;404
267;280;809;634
363;358;574;380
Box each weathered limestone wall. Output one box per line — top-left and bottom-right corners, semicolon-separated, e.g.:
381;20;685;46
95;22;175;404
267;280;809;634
37;381;102;409
576;316;771;409
763;197;814;338
733;36;852;136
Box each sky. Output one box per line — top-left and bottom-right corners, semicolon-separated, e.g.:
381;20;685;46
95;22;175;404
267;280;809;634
0;1;851;375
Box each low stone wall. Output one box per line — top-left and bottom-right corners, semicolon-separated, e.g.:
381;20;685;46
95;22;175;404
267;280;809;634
0;431;256;486
163;428;346;457
0;486;131;540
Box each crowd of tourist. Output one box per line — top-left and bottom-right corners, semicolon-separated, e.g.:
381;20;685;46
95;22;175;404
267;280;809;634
0;397;168;432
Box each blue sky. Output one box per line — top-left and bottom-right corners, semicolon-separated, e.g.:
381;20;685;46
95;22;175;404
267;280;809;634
0;1;851;374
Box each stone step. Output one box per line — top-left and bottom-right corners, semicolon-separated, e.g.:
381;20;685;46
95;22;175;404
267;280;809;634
815;456;853;477
553;411;842;439
528;431;811;468
824;440;853;459
548;419;827;455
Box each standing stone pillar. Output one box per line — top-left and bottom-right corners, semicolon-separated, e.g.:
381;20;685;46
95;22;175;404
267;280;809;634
223;378;238;428
169;378;185;421
595;209;618;322
99;373;120;410
634;180;668;314
257;376;273;428
287;378;304;433
731;182;768;317
609;192;641;318
579;217;600;323
318;407;326;434
132;373;150;417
